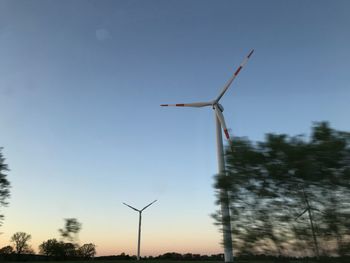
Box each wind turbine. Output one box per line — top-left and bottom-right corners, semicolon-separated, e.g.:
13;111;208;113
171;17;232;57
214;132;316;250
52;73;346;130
161;50;254;262
123;200;157;261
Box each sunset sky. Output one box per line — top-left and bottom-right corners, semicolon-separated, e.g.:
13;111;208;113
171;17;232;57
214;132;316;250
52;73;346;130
1;0;350;256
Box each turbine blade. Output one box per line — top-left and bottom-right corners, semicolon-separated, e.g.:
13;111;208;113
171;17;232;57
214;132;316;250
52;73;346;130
215;49;254;103
295;208;308;220
141;200;157;212
214;106;230;140
161;102;212;107
123;202;140;212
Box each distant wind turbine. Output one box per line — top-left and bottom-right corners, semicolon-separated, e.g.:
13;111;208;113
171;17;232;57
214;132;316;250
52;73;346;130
123;200;157;261
161;50;254;262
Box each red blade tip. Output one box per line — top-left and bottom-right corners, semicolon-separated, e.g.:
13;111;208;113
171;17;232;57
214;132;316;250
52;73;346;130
224;129;230;140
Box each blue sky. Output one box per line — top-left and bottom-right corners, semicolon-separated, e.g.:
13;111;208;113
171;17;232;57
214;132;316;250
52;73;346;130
0;0;350;256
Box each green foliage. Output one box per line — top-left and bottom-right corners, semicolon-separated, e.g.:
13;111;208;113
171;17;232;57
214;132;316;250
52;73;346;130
10;232;32;255
0;147;10;226
213;122;350;257
59;218;82;242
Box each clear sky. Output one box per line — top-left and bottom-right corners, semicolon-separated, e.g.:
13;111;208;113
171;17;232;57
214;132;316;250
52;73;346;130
0;0;350;256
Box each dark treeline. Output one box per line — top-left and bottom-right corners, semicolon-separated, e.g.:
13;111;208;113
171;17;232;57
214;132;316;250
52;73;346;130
93;253;350;262
97;252;224;261
1;253;350;262
0;219;96;261
0;239;96;261
0;252;224;261
213;122;350;258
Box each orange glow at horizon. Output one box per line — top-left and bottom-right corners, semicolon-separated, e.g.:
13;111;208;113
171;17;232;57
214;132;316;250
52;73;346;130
0;212;223;257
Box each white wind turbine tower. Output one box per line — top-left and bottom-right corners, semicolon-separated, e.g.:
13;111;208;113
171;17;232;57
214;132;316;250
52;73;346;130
161;50;254;262
123;200;157;261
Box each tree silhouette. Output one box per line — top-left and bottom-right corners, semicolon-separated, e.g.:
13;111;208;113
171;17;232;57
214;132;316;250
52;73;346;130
0;147;10;227
39;239;62;257
10;232;31;255
39;239;80;259
0;245;13;254
78;243;96;259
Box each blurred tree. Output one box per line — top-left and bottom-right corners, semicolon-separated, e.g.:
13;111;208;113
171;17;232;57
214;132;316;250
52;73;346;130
213;122;350;257
10;232;32;255
61;242;77;257
77;243;96;259
0;147;10;227
59;218;82;243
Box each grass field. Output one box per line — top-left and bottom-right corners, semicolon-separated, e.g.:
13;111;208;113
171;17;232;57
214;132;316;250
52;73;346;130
2;260;346;263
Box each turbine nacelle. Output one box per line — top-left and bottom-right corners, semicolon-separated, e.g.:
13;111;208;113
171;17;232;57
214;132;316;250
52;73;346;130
215;103;224;112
